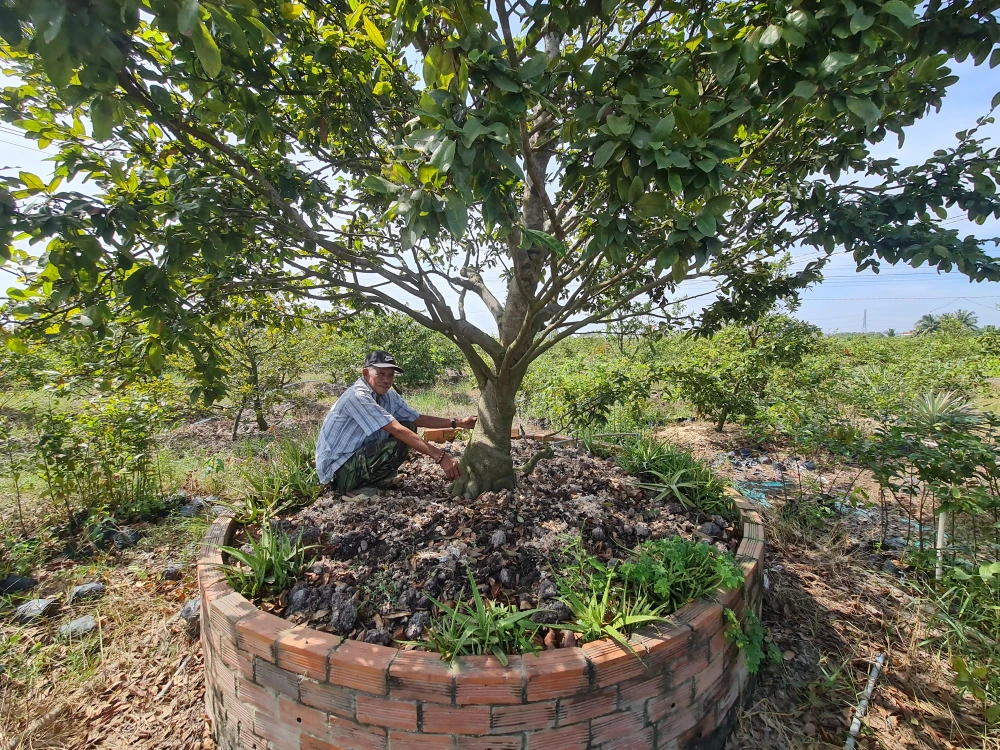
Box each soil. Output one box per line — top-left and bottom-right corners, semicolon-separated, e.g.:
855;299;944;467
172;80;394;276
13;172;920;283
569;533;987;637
257;439;740;645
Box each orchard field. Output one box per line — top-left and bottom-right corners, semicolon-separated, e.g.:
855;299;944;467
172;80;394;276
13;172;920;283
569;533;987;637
2;309;999;749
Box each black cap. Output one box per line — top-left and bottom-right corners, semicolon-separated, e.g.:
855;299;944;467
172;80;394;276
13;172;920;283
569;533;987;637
363;350;404;372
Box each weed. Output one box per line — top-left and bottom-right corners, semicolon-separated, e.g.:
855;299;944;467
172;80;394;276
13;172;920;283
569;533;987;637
238;431;320;508
217;525;314;599
617;537;743;614
723;608;778;674
423;570;541;664
558;573;666;655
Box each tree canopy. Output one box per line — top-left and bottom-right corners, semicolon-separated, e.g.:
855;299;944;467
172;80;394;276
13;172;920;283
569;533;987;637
2;0;1000;493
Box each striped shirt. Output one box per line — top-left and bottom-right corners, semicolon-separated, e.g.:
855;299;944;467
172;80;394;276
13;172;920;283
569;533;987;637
315;378;420;483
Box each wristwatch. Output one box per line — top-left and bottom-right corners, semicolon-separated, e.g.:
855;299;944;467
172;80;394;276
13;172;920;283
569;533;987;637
451;418;456;429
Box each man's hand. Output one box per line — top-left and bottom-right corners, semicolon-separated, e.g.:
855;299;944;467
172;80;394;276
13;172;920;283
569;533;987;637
456;416;477;430
438;452;461;480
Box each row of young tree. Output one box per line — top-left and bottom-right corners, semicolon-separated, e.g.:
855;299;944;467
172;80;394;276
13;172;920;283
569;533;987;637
2;0;1000;494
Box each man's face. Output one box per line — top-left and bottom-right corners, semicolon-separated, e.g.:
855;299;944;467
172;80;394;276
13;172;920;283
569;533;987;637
363;366;395;395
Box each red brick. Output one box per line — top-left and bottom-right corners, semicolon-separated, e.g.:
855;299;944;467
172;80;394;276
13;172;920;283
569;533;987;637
278;694;329;740
526;722;590;750
618;675;662;711
301;736;340;750
276;626;341;681
422;704;491;735
210;592;257;641
255;656;301;699
300;677;356;718
357;694;418;731
677;600;723;639
712;584;741;611
654;703;698;743
694;654;726;700
678;708;717;747
254;710;301;748
602;726;654;749
329;640;397;696
327;714;389;750
238;678;277;718
238;724;268;750
707;627;728;664
388;730;453;748
491;701;556;732
226;679;257;729
456;736;523;750
388;650;455;702
557;686;617;726
648;681;692;723
237;611;294;662
591;708;644;745
669;648;709;687
209;655;237;699
582;639;654;689
524;648;591;701
217;631;254;679
455;655;524;705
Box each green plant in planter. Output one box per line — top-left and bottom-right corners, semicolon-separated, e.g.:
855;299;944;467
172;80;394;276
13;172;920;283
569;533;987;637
558;573;666;656
424;570;541;665
617;537;744;614
723;608;779;674
217;525;314;600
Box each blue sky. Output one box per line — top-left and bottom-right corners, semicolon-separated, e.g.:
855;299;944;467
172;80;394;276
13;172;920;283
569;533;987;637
2;59;999;334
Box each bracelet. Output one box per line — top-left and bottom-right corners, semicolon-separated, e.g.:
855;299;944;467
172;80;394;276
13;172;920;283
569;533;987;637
437;450;449;464
451;418;456;429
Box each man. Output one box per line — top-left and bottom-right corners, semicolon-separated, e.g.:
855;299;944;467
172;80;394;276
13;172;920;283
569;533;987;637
315;350;477;493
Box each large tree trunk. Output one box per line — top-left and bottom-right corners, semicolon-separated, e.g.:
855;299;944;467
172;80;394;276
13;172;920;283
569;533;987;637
451;376;520;498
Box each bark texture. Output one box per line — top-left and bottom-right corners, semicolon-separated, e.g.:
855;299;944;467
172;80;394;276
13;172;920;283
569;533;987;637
451;378;518;498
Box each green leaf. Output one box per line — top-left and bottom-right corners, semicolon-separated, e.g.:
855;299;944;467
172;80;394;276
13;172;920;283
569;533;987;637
444;193;468;238
18;171;45;191
651;114;675;142
0;7;23;44
193;22;223;78
882;0;918;27
696;213;717;235
279;3;305;19
791;81;818;99
760;25;782;47
820;52;857;76
430;139;456;173
362;174;401;193
675;76;698;105
850;10;875;34
668;171;683;195
90;97;114;141
594;140;618;168
489;142;524;179
519;52;548;80
362;15;385;50
991;48;1000;69
846;96;881;130
606;114;632;137
6;337;28;354
635;192;670;218
178;0;201;35
992;90;1000;110
461;118;490;148
521;228;565;255
627;176;644;203
781;26;806;47
487;69;520;92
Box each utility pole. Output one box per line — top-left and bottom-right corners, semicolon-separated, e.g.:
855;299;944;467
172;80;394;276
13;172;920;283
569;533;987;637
862;309;867;334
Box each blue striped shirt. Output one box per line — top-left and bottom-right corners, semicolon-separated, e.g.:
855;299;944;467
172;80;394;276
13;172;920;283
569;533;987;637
315;378;420;483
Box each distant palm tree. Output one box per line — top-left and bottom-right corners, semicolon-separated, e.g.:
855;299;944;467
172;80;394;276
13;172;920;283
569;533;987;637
886;328;896;337
912;314;940;336
940;309;979;331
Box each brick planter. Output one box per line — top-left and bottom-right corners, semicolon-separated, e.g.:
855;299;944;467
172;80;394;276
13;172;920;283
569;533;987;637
197;490;764;750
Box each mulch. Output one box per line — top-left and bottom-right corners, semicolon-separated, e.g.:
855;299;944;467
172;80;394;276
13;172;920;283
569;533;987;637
261;439;739;646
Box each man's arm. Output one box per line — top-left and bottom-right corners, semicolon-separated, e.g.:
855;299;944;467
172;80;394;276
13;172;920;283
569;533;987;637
414;415;478;429
383;420;462;479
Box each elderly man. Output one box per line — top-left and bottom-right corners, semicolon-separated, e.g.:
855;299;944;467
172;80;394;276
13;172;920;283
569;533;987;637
315;351;477;493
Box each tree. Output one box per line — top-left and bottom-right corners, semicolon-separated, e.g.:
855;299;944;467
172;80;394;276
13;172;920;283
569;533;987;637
670;314;820;431
940;308;980;332
2;0;999;495
913;314;942;335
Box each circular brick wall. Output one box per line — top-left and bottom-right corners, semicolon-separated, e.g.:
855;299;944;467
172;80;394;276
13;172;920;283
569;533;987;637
197;489;764;750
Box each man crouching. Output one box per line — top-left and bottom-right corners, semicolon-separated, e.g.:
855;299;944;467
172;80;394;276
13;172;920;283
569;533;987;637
315;351;477;494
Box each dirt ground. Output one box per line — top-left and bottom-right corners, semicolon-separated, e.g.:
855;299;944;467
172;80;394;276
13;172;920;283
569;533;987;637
2;414;994;749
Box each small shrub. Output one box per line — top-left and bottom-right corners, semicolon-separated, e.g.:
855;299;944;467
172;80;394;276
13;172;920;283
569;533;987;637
217;525;313;599
617;537;744;614
723;608;779;674
424;570;541;664
558;573;666;655
238;432;320;508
